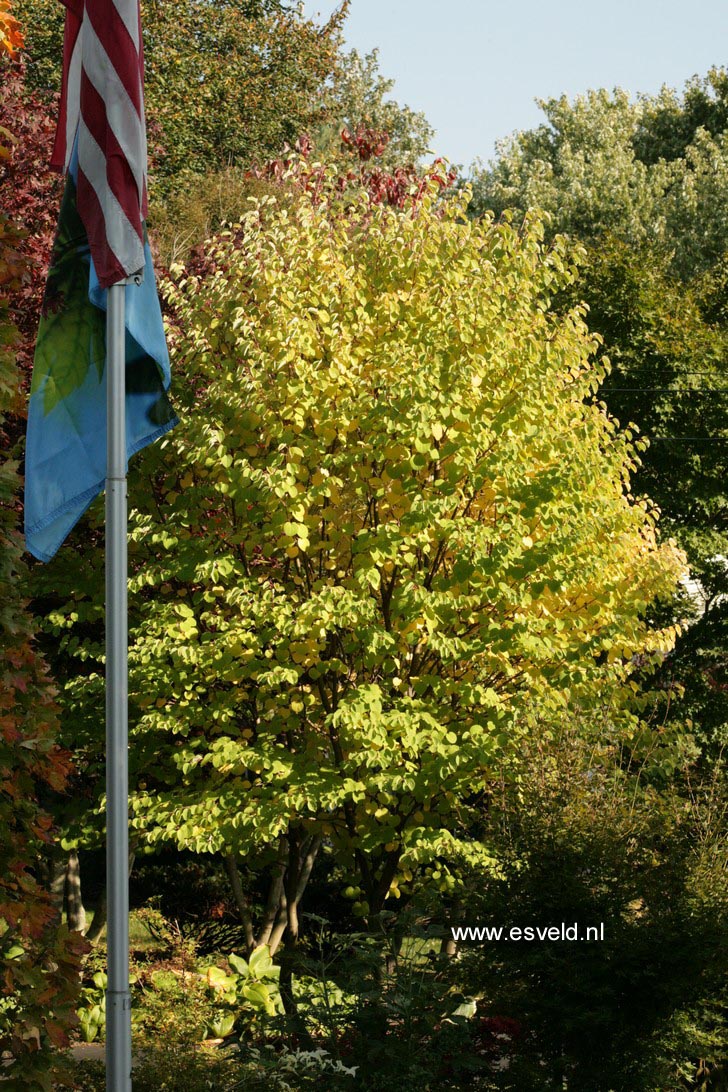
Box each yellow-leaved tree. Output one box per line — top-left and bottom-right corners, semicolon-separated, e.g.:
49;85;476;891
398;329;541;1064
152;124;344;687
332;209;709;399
42;168;684;970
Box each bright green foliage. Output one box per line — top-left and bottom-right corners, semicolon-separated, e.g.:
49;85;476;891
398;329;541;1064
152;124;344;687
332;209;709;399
314;48;435;168
470;72;728;279
205;947;283;1023
76;972;107;1044
77;946;281;1044
41;172;682;933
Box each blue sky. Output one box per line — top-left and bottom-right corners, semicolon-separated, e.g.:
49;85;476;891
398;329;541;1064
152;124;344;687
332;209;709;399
308;0;727;171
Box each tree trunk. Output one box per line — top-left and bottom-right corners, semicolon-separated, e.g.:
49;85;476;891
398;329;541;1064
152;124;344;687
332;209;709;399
440;898;463;958
268;832;321;955
276;833;322;1047
49;855;66;921
84;846;134;943
224;833;321;960
85;884;107;944
65;849;87;933
223;852;256;953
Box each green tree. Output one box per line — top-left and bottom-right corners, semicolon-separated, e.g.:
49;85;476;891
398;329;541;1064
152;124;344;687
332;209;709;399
458;726;727;1092
15;0;349;191
633;67;728;165
37;170;682;966
470;88;661;244
469;77;728;749
573;239;728;746
470;73;728;278
313;47;435;168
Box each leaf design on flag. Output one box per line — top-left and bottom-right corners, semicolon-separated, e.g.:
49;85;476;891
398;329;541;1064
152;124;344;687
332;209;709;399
32;176;105;415
125;356;178;429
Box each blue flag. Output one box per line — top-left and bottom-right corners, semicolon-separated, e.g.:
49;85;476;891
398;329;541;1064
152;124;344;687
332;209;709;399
24;157;177;562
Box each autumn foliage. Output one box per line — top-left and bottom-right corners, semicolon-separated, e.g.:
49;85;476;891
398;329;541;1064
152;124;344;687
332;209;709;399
0;34;85;1089
0;0;22;58
246;124;458;211
0;61;60;400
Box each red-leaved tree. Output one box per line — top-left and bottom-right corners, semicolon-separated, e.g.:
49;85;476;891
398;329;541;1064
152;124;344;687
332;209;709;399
0;49;86;1090
0;59;60;401
246;124;457;211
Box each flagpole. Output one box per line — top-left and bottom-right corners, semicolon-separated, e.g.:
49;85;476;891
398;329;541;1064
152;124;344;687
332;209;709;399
105;279;132;1092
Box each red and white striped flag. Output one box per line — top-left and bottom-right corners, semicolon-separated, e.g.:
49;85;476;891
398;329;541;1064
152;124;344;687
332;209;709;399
52;0;148;288
26;0;176;561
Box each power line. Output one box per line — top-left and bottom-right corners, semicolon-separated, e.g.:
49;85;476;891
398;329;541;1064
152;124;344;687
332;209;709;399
613;371;726;376
607;390;728;394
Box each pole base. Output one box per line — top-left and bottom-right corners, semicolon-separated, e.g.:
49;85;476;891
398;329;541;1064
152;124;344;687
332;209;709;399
105;986;132;1087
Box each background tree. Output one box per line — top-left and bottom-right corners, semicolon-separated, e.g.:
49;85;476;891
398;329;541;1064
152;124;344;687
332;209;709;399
14;0;442;268
469;73;728;275
15;0;350;191
469;76;728;751
313;47;435;169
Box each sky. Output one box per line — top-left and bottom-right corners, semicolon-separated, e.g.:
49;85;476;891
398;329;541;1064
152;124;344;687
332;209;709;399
307;0;728;171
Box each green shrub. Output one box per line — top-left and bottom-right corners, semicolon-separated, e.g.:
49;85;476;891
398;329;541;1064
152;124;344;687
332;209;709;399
455;732;728;1091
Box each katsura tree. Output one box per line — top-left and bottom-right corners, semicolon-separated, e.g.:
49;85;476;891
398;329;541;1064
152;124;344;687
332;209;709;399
40;168;683;968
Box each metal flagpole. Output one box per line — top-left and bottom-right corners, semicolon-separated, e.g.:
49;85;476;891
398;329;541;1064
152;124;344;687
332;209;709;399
105;279;132;1092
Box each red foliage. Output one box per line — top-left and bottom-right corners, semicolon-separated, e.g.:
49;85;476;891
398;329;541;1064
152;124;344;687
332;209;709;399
246;124;458;212
0;58;86;1089
475;1013;524;1055
182;126;457;289
340;125;389;160
0;59;61;404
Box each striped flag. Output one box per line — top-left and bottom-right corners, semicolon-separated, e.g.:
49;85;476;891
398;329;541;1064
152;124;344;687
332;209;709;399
53;0;147;287
24;0;177;561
